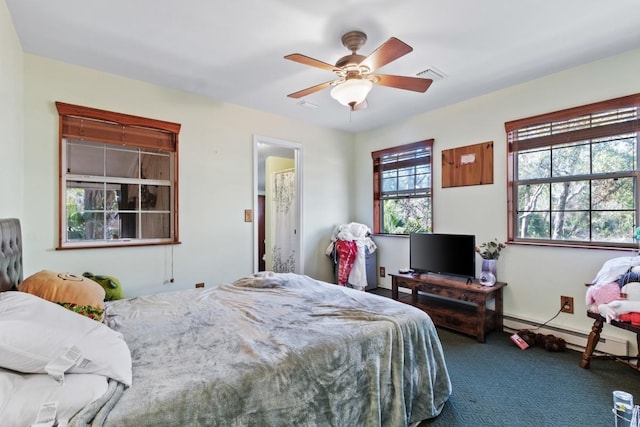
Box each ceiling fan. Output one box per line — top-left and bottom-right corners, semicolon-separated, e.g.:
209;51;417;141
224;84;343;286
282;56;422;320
285;31;433;110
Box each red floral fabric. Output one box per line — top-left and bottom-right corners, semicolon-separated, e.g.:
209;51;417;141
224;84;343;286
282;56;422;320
335;240;357;286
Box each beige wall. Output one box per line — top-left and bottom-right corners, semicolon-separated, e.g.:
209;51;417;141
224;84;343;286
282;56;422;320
7;0;640;348
21;55;353;296
353;48;640;347
0;0;23;219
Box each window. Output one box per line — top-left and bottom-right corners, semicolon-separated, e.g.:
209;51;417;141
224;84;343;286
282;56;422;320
505;93;640;248
56;102;181;249
372;140;433;234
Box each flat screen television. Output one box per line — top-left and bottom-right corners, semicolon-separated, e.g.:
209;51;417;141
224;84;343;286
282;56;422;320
409;233;476;279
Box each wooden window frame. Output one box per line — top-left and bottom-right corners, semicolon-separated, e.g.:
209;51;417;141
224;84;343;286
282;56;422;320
371;139;434;235
56;102;181;249
505;93;640;248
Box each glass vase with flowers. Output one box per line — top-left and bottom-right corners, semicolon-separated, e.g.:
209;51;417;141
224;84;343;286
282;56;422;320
476;238;506;285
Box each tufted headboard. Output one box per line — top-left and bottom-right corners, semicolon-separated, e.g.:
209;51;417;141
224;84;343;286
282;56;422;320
0;218;23;292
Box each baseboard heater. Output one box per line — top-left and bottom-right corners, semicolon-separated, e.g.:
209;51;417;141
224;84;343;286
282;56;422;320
503;315;629;356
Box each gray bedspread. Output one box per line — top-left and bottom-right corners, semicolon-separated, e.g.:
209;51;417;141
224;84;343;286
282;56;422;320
86;272;451;426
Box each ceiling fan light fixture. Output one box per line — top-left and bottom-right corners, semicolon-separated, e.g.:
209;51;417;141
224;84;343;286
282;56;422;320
330;78;372;108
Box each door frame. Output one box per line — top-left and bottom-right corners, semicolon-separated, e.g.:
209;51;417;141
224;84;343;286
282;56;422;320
253;134;303;274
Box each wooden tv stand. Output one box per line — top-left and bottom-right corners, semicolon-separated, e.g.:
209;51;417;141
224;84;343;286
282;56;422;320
391;272;507;343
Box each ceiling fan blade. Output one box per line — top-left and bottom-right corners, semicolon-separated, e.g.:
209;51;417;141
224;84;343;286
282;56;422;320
374;74;433;92
284;54;338;72
287;81;334;98
359;37;413;72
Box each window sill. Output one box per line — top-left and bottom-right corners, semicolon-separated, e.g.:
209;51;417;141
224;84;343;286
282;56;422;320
508;240;636;252
57;240;181;250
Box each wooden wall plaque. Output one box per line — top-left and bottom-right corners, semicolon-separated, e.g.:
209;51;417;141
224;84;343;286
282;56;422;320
442;141;494;188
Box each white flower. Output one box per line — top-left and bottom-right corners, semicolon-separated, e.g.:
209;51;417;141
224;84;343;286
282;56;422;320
476;239;507;260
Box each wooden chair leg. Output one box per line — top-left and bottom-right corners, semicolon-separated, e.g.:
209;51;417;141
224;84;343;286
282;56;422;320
580;316;604;369
636;333;640;370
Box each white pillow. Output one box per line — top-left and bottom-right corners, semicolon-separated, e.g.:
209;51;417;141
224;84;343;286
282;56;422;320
0;368;108;426
0;291;132;386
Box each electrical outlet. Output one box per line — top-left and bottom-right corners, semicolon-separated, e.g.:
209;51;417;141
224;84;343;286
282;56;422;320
560;296;574;314
379;267;386;278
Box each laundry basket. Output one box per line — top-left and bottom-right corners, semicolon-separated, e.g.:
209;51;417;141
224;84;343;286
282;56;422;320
331;247;377;291
326;222;377;291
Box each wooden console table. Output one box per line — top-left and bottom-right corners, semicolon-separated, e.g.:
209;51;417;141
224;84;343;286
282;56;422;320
391;272;507;343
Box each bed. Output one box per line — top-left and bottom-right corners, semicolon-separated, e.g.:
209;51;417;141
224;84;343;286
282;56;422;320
0;218;451;426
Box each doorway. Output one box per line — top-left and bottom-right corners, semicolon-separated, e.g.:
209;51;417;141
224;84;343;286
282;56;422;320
253;135;303;274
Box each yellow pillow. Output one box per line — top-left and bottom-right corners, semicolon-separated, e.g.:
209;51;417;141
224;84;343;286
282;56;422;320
18;271;106;321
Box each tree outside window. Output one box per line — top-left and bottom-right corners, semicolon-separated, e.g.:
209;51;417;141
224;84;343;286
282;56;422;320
506;94;640;248
56;102;181;249
372;140;433;234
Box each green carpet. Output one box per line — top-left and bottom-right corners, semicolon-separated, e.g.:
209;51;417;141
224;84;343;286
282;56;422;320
420;328;640;426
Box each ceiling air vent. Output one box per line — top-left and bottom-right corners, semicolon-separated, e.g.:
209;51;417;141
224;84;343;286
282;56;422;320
417;67;447;81
296;100;319;110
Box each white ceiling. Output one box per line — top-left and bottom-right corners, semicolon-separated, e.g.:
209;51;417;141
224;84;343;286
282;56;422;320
6;0;640;133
